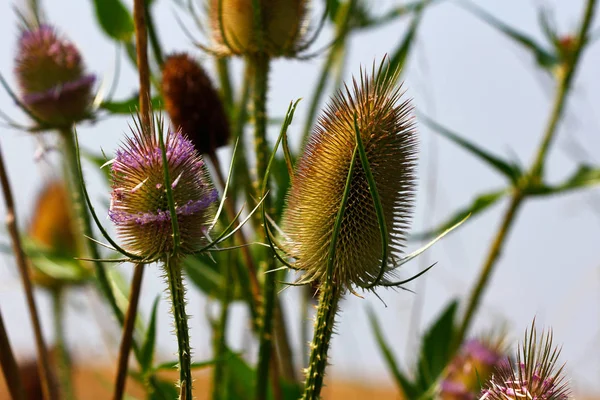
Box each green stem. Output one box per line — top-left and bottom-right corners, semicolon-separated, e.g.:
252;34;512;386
216;58;234;115
300;286;311;369
60;128;123;325
299;1;353;155
255;262;277;400
302;279;341;400
212;254;233;400
454;0;596;347
165;255;192;399
144;0;164;67
52;289;75;400
250;52;270;193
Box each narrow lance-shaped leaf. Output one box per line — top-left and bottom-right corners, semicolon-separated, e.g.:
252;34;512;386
99;95;163;114
367;307;418;398
415;300;458;390
91;0;135;42
388;1;426;73
457;0;558;69
419;113;522;182
530;164;600;197
411;189;508;241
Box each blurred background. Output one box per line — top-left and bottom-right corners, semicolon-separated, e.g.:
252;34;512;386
0;0;599;397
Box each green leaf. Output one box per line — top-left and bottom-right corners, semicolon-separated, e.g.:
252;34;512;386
184;253;224;297
91;0;135;41
147;378;178;400
99;94;163;114
388;1;426;73
530;165;600;196
457;0;558;69
420;113;522;182
140;297;160;373
367;308;418;398
415;300;458;390
411;189;507;241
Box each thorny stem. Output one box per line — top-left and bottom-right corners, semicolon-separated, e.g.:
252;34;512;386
0;305;26;400
0;142;56;400
52;289;75;400
165;255;193;399
454;0;597;347
302;279;341;400
112;263;145;400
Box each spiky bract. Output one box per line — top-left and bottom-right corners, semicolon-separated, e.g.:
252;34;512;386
480;327;570;400
29;181;89;289
441;336;508;400
14;25;95;127
282;61;417;291
109;120;218;258
161;53;230;155
209;0;308;56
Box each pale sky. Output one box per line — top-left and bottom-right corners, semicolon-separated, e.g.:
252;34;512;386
0;0;599;395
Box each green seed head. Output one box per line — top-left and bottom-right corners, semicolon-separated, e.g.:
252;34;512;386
282;61;418;292
209;0;307;56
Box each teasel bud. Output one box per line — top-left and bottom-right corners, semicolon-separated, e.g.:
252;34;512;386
480;325;570;400
108;120;218;259
14;24;95;127
161;53;230;155
28;181;89;290
282;61;417;292
440;336;508;400
209;0;308;56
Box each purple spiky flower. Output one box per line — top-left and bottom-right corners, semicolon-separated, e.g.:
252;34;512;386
14;24;95;127
109;120;218;258
480;327;570;400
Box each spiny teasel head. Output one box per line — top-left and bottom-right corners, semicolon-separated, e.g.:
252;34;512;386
282;60;417;292
28;181;89;289
109;118;218;259
480;325;570;400
440;335;509;400
14;24;95;127
209;0;308;56
161;53;230;155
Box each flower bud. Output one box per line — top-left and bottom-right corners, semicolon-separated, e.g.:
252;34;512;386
161;53;230;155
209;0;307;56
282;62;417;290
14;25;95;127
109;123;218;258
28;181;87;289
440;338;507;400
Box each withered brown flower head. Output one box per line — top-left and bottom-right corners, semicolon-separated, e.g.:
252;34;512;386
161;53;230;155
282;60;418;291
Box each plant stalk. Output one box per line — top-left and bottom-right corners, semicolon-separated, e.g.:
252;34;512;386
454;0;597;346
112;263;145;400
0;142;56;400
165;255;192;399
302;279;341;400
212;252;233;400
0;306;26;400
133;0;151;128
52;289;75;400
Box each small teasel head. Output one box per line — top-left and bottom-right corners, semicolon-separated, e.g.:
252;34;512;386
28;181;90;289
282;59;418;292
209;0;309;56
109;117;218;259
14;24;95;127
441;334;509;399
480;324;570;400
161;53;230;155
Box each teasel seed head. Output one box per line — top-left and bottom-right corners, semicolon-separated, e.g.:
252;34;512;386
282;60;417;292
480;325;570;400
161;53;230;155
209;0;308;56
28;181;89;289
14;24;95;127
109;118;218;259
440;336;509;400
